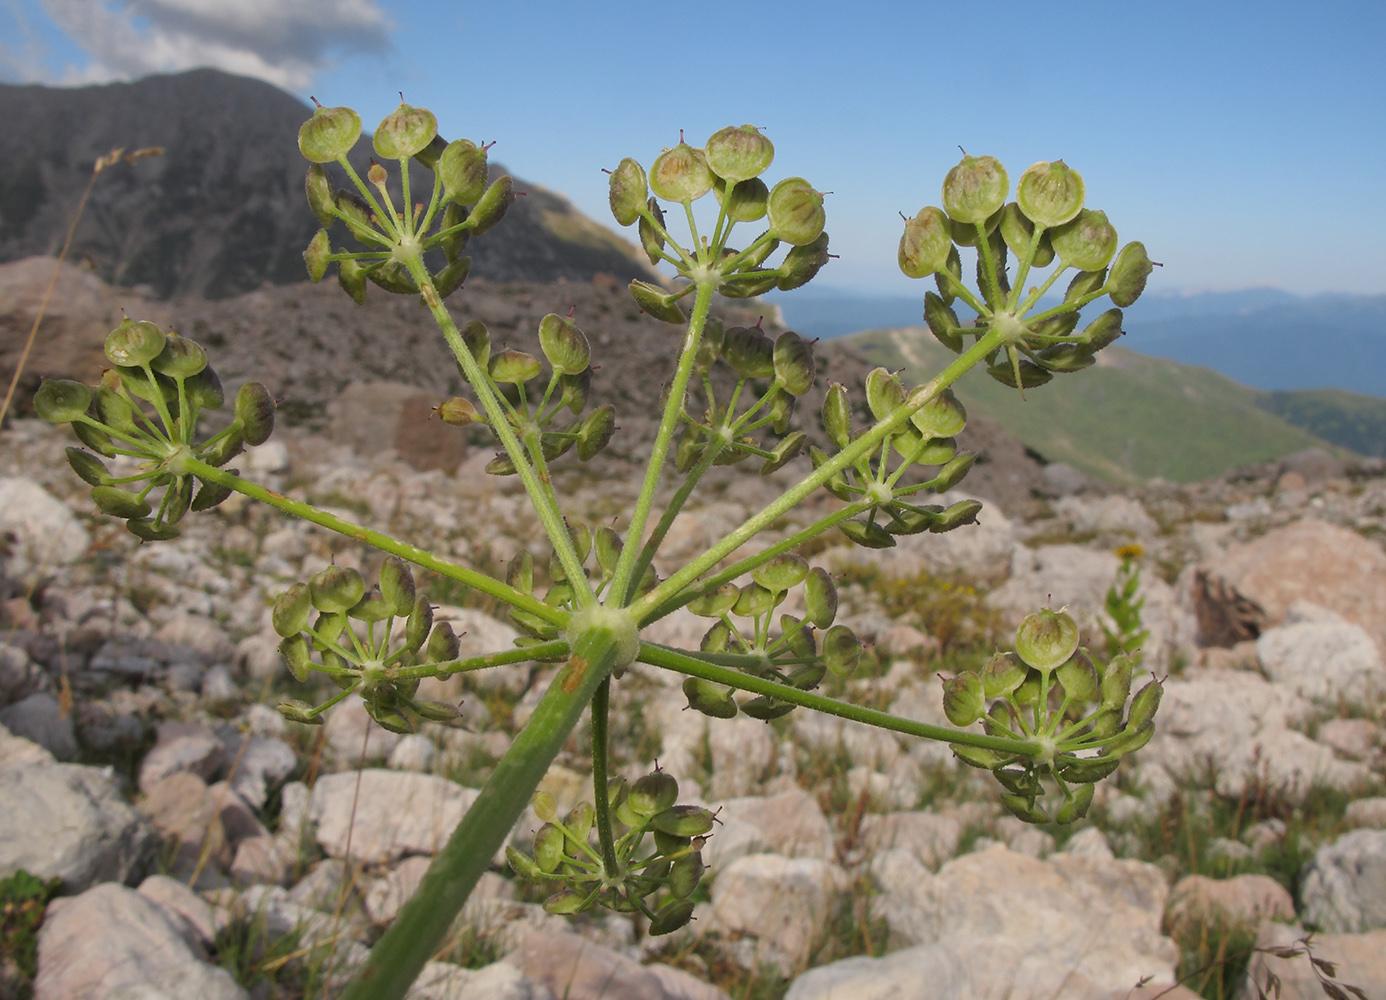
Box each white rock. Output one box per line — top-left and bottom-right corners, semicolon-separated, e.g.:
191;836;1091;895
0;477;89;576
710;789;835;866
1053;494;1159;537
868;842;1176;991
137;874;219;948
34;883;246;1000
988;543;1196;670
784;934;1110;1000
406;960;553;1000
706;715;773;800
309;769;479;865
855;810;962;870
1300;829;1386;933
389;733;437;772
703;853;849;975
1140;671;1372;803
1063;826;1115;860
1;761;156;891
1346;798;1386;829
1256;620;1386;708
322;697;401;764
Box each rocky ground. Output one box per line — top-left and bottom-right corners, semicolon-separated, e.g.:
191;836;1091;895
3;405;1386;1000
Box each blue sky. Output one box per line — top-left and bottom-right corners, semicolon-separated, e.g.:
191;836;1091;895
3;0;1383;297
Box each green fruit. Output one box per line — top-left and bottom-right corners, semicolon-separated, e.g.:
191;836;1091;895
298;105;361;163
373;103;437;160
1052;208;1118;272
310;565;365;614
705;124;774;183
752;553;809;594
823;624;862;677
767;177;825;246
773;331;815;397
804;567;838;629
943;672;985;727
608;157;647;226
942;155;1008;225
1015;609;1080;675
898;206;952;278
650;142;714;203
105;319;166;367
1014;160;1085;228
34;380;91;424
440;139;489;206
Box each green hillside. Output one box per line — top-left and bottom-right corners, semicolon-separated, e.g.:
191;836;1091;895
848;327;1337;486
1256;388;1386;458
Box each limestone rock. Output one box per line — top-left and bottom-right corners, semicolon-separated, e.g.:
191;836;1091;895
1240;921;1386;1000
1300;829;1386;933
1164;874;1296;939
1140;671;1372;804
988;544;1195;670
1195;520;1386;648
784;935;1112;1000
1256;620;1386;708
309;769;480;865
138;723;226;793
139;771;228;870
34;883;246;1000
702;853;849;975
868;843;1177;992
505;929;726;1000
1;761;156;891
0;477;89;578
707;789;835;869
406;960;555;1000
855;810;963;871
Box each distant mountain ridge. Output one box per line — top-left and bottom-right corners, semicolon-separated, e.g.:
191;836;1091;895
848;325;1344;486
0;69;655;299
772;286;1386;398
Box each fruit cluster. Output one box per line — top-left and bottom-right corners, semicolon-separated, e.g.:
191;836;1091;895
944;609;1162;824
34;319;273;541
506;769;714;936
272;556;467;731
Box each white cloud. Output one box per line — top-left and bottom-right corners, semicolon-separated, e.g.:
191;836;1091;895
36;0;391;90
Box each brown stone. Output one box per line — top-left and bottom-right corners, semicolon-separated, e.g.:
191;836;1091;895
1163;874;1296;940
138;771;228;869
1195;520;1386;648
327;380;468;473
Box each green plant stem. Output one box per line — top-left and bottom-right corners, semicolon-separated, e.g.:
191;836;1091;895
339;624;625;1000
179;457;565;626
609;281;715;604
633;326;1006;624
638;641;1040;756
626;427;730;594
589;677;620;880
403;260;593;602
392;641;568;679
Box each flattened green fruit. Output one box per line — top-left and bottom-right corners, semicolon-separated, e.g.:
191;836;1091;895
899;206;952;278
705;124;774;183
1014;609;1080;675
309;565;366;614
34;380;91;424
298;105;361;163
1015;160;1085;228
440;139;489;206
651;805;715;838
650;142;714;203
942;155;1008;225
373;103;437;160
105;318;166;367
767;177;825;246
1051;208;1118;272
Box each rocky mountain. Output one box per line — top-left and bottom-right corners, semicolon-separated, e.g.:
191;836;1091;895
0;69;656;300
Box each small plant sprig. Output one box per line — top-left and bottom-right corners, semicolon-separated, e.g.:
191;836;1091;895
1104;543;1150;666
34;96;1161;1000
